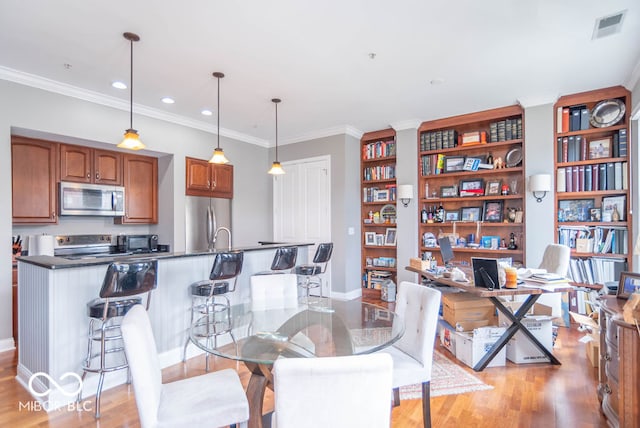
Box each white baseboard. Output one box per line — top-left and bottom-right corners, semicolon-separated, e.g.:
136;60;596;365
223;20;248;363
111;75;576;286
0;337;16;353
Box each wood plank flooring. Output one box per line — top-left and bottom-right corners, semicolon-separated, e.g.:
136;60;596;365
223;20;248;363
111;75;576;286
0;295;607;427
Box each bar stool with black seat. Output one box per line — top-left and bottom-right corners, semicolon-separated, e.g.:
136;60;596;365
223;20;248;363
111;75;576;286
79;260;158;419
183;250;243;371
255;246;298;275
294;242;333;299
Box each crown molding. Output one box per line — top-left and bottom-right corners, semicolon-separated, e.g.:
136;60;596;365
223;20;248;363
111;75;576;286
0;66;268;147
516;94;558;108
390;119;421;131
279;124;363;146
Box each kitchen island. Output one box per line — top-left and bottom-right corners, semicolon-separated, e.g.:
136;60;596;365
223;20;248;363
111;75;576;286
16;243;311;409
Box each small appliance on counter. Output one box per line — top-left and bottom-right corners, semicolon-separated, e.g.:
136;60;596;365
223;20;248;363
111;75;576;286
116;234;159;253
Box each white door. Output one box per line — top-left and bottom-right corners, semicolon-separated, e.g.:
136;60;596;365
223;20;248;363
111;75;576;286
273;156;332;295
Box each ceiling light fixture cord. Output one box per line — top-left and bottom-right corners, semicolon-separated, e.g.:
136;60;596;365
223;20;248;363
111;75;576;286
217;74;220;150
129;35;134;130
275;100;278;161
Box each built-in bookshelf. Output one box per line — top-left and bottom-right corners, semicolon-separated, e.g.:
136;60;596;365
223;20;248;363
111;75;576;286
417;105;526;267
553;86;632;287
360;129;397;292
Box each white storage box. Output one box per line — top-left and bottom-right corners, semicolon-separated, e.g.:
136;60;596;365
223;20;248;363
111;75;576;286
498;301;553;364
455;326;506;369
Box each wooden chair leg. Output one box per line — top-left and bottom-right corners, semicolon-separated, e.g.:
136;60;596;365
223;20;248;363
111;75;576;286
422;381;431;428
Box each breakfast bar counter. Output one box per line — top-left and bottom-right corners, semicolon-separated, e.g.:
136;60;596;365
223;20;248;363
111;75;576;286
15;243;311;409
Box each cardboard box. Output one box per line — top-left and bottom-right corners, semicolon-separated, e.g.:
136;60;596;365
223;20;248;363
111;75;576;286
586;340;599;368
455;327;506;368
442;292;495;327
498;301;554;364
409;258;430;271
439;320;456;356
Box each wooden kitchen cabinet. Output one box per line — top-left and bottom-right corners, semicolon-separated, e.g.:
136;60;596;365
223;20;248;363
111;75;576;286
11;136;58;224
60;143;122;185
117;153;158;224
185;157;233;198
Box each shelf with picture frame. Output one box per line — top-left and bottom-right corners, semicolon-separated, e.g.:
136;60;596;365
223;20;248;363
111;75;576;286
417;104;526;267
361;128;397;291
553;86;632;287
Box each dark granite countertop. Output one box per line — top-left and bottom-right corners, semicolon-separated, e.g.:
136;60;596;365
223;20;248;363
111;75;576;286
16;242;313;270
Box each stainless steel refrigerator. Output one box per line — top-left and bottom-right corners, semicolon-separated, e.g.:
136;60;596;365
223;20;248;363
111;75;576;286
185;196;232;251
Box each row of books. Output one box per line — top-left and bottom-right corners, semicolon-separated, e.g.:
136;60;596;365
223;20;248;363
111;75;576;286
556;129;627;163
489;118;522;142
558;226;628;255
363;270;393;289
556;105;590;133
420;154;445;175
362;139;396;160
362;185;396;202
566;256;627;286
556;162;628;192
419;129;458;151
363;165;396;181
567;288;599;316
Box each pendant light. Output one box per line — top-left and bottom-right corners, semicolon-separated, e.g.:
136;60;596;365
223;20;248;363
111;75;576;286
117;32;144;150
208;72;230;164
268;98;285;175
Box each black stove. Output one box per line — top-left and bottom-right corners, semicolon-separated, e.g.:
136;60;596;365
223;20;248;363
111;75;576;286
53;234;167;259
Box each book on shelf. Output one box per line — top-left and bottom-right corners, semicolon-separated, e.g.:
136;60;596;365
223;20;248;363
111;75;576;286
567;257;626;285
618;129;628;156
562;108;570;133
580;107;590;130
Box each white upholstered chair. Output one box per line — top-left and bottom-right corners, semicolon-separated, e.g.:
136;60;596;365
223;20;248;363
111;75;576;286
271;353;393;428
374;281;441;428
121;305;249;428
538;243;571;276
250;273;299;311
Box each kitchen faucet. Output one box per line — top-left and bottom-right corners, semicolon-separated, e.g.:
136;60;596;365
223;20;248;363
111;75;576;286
213;227;232;250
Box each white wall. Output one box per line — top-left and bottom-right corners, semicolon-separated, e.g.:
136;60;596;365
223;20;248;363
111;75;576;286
0;80;271;346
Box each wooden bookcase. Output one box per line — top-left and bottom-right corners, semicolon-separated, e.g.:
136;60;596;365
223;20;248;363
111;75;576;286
553;86;632;286
417;105;526;267
360;129;397;292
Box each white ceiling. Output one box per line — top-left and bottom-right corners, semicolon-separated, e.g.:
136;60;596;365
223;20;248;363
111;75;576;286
1;0;639;147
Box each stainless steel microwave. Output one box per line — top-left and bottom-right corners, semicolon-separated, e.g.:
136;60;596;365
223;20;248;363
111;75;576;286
59;181;125;216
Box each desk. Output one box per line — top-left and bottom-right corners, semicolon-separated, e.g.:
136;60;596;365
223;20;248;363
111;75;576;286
406;265;573;371
190;298;403;428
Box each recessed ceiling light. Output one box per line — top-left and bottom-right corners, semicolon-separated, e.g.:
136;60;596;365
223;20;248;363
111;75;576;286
368;52;376;59
201;109;213;116
112;81;127;89
161;97;175;104
430;78;445;85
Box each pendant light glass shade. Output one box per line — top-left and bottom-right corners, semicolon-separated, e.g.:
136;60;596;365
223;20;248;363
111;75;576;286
208;72;229;164
117;32;145;150
268;98;285;175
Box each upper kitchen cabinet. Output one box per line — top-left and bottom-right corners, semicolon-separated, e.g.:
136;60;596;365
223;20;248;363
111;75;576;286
60;144;122;185
185;157;233;199
117;154;158;224
11;136;58;224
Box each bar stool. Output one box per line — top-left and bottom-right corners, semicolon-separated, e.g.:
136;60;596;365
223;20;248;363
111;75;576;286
294;243;333;299
183;251;243;371
79;260;157;418
255;246;298;275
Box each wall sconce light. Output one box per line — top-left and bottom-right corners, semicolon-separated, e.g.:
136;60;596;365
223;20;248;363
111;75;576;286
397;184;413;207
529;174;551;203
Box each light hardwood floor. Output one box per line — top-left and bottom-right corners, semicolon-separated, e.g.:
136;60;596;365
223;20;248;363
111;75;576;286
0;296;607;428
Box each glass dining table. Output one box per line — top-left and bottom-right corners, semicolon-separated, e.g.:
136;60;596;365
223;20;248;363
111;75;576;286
190;298;404;428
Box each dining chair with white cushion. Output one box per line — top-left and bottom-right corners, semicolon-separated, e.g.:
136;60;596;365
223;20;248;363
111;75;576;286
374;281;441;428
271;353;393;428
121;304;249;428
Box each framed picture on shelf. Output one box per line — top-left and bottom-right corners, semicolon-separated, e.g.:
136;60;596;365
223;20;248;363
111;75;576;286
364;232;376;245
461;206;482;222
444;156;465;172
602;195;626;221
485;179;502;196
373;189;390;202
588;137;611;159
589;208;601;222
617;271;640;300
440;185;458;198
375;234;385;246
384;228;397;246
558;199;595;222
459;179;484;197
483;201;503;222
463;157;481;171
445;210;460;221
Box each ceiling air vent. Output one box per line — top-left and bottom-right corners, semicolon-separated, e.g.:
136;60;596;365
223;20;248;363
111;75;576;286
592;10;626;40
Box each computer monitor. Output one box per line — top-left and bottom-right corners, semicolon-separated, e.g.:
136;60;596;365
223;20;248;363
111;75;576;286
438;236;455;266
471;257;500;290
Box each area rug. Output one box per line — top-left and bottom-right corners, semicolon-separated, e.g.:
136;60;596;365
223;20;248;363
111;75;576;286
399;350;493;399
